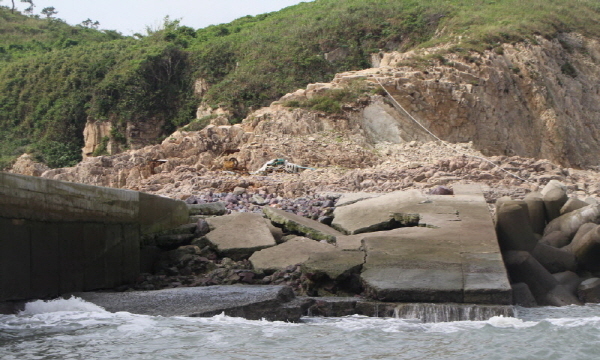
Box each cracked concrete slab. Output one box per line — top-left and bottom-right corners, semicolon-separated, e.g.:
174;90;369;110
356;184;512;304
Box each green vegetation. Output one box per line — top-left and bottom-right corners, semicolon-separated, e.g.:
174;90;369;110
0;0;599;169
283;80;372;114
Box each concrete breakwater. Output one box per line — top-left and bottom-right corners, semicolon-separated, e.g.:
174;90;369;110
116;183;516;322
8;172;600;322
497;180;600;306
0;172;189;302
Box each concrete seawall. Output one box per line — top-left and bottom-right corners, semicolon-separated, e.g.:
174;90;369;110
0;172;189;302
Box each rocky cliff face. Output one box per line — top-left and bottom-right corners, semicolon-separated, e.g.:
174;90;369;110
10;32;600;200
368;33;600;168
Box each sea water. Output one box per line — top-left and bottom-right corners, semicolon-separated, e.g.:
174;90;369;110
2;297;600;360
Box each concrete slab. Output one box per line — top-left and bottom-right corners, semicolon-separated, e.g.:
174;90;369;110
263;206;344;243
250;237;336;272
302;251;365;281
354;185;511;304
72;285;302;322
206;213;276;260
335;192;384;207
331;190;426;234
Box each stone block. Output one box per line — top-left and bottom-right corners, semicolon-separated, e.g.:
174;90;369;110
531;243;576;273
361;267;464;302
539;230;571;248
511;283;537;307
560;197;590;215
206;213;276;260
331;190;426;234
544;204;600;239
250;237;336;273
569;224;600;271
496;203;538;252
139;192;189;235
543;187;568;222
302;251;365;281
503;251;580;306
552;271;582;294
524;192;546;235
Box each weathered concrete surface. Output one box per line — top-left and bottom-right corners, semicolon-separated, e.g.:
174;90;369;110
205;213;276;260
335;192;384;207
302;251;365;281
302;297;516;322
0;172;188;235
264;206;344;243
73;285;303;322
331;190;425;235
358;184;512;304
250;237;336;272
0;172;189;302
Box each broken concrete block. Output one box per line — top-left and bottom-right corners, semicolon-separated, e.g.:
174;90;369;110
249;237;336;273
263;206;343;243
205;213;276;260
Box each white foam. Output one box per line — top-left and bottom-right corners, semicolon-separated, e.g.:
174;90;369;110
546;316;600;328
487;315;538;328
20;296;107;315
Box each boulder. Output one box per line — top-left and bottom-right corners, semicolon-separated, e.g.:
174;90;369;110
249;237;337;273
263;206;343;243
568;224;600;271
511;282;537;307
523;192;546;235
531;243;577;273
543;187;569;222
552;271;582;294
503;251;580;306
205;213;276;260
496;203;538;252
560;197;589;216
577;278;600;303
544;204;600;240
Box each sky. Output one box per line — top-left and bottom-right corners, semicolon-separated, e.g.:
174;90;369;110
9;0;313;35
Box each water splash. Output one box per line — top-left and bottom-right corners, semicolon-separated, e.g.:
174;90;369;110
19;296;107;315
393;303;517;323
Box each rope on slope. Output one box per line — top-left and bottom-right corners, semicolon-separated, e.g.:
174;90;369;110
374;77;534;185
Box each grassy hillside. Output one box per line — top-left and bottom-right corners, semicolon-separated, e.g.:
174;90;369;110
1;0;599;169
